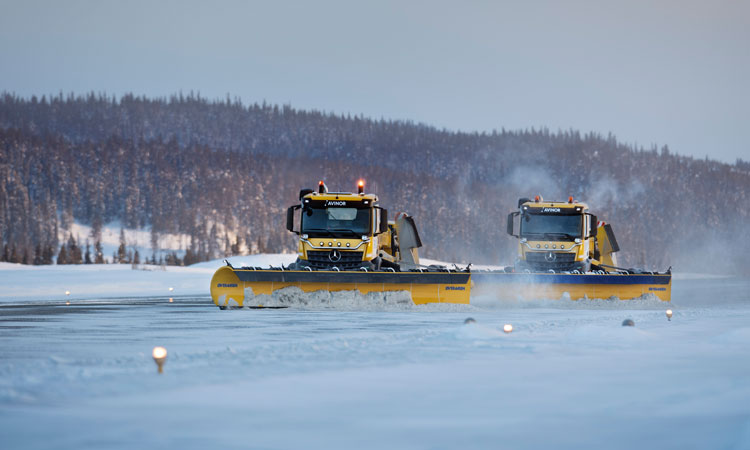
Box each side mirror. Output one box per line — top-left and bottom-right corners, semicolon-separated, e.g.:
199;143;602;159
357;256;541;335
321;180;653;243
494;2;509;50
379;208;388;233
588;214;598;238
507;212;518;237
298;188;314;200
286;205;300;233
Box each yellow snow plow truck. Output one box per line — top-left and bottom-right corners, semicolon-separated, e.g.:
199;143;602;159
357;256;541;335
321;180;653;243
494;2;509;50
506;195;619;273
210;180;471;308
287;180;422;272
470;195;671;301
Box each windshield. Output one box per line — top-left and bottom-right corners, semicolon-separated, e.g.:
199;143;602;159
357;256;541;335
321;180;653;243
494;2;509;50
302;207;371;237
520;213;582;241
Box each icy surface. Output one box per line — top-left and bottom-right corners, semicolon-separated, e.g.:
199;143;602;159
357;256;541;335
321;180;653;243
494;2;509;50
0;255;292;303
0;260;749;449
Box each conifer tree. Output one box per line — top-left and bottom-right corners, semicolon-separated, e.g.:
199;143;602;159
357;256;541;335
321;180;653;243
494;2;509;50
33;244;42;265
43;244;54;265
67;235;83;264
84;240;92;264
91;215;103;243
150;229;159;260
94;240;104;264
57;245;68;265
183;248;195;266
117;229;127;263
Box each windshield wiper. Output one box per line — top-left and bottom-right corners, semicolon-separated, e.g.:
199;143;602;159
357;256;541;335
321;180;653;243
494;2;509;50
303;228;334;237
545;232;579;240
330;228;360;237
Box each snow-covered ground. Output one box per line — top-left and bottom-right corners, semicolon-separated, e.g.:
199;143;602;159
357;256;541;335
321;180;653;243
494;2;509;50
0;254;296;303
0;257;749;449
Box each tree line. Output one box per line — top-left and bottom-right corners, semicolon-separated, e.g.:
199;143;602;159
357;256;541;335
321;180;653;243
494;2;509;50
1;92;748;274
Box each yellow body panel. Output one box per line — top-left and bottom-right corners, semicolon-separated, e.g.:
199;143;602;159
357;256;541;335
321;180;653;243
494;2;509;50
595;225;618;267
209;267;246;307
472;273;672;301
311;192;378;202
211;265;671;308
531;201;588;210
210;266;472;307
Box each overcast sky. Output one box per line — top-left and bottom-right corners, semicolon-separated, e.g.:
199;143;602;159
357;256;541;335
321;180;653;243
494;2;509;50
1;0;748;162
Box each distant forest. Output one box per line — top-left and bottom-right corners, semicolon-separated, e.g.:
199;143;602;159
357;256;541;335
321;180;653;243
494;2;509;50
1;92;749;274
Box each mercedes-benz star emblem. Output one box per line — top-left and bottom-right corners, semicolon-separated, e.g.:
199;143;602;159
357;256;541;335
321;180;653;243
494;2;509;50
545;251;557;262
328;250;342;262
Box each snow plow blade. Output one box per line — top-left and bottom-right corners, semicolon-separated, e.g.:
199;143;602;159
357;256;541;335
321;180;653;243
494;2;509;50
211;265;471;308
471;271;672;301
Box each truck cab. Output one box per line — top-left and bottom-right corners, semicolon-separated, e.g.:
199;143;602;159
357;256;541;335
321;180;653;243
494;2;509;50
507;196;616;272
286;180;391;270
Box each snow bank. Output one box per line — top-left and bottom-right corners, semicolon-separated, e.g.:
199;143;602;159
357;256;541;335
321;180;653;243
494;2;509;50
190;253;297;269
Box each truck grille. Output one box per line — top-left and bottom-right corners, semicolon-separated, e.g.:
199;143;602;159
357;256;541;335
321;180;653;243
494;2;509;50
306;250;365;270
525;251;577;270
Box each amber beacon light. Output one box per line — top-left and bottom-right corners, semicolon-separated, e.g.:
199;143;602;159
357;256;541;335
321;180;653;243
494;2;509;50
358;179;365;194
